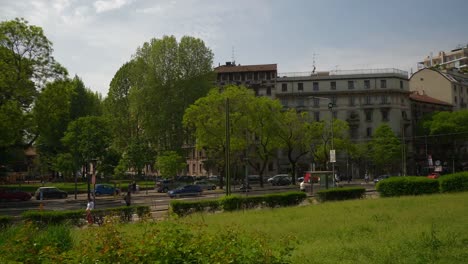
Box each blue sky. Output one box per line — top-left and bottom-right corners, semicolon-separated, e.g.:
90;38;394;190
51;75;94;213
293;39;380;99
1;0;467;95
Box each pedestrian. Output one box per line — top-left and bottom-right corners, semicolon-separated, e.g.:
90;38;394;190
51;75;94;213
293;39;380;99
86;198;94;224
124;191;131;206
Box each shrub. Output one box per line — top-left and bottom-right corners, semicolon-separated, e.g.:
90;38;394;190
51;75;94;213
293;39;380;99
439;172;468;193
171;199;221;217
264;192;307;207
316;187;366;202
220;195;244;211
21;205;151;226
0;216;14;229
376;176;439;197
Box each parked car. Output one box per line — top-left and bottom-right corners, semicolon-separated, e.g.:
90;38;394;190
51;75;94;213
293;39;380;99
267;174;291;186
167;185;203;198
34;187;68;200
0;189;32;201
176;176;195;183
94;184;120;196
247;175;260;183
427;172;440;179
373;175;390;183
208;175;219;182
156;179;181;193
194;180;217;190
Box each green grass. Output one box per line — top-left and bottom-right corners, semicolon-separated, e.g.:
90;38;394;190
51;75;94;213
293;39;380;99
180;192;468;263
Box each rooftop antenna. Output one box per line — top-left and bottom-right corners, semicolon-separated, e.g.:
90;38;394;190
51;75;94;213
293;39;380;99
312;52;318;74
231;46;236;65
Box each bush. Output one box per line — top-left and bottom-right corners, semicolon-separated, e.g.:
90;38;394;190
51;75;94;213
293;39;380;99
376;176;439;197
171;199;221;216
316;187;366;202
439;172;468;193
21;205;151;226
0;216;14;229
170;192;307;217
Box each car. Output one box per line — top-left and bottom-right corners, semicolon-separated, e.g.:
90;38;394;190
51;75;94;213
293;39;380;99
297;177;304;183
0;189;32;201
267;174;291;186
176;176;195;183
427;172;440;179
94;184;120;196
208;175;219;182
373;175;390;183
34;187;68;200
156;179;181;193
168;185;203;198
247;175;261;183
194;180;217;190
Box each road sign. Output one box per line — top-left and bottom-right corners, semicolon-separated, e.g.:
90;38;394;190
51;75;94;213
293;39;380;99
330;149;336;163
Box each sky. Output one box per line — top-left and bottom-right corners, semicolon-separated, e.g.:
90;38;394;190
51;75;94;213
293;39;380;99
1;0;467;96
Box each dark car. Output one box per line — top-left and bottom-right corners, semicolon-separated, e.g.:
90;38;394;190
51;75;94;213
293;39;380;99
168;185;203;198
267;174;292;186
176;176;195;183
194;180;217;190
34;187;68;200
94;184;120;196
0;189;32;201
156;179;181;193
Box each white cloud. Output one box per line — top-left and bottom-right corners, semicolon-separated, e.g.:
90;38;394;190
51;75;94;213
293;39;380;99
93;0;133;13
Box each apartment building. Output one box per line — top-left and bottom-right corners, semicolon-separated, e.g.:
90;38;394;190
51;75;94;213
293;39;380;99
275;69;412;141
410;68;468;111
418;44;468;70
214;62;277;94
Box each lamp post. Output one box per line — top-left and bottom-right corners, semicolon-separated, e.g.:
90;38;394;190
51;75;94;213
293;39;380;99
309;96;335;188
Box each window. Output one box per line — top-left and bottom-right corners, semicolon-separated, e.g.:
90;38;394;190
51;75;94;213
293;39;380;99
254;72;258;81
402;111;407;119
266;72;271;80
365;95;371;105
199;164;202;173
297;98;304;107
454;96;457;103
331;96;337;105
266;87;271;96
380;80;387;88
313;98;320;107
366;127;372;137
349;96;355;106
281;98;288;106
259;72;265;80
381;95;388;104
454;85;457;92
298;83;304;91
348;81;354;89
400;80;403;89
381;109;389;121
313;82;319;91
246;73;252;80
282;83;287;92
365;110;372;121
331;81;336;90
364;80;370;89
350;127;358;138
314;112;320;121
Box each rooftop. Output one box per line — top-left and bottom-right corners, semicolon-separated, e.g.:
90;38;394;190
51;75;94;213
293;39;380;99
278;68;409;79
214;63;277;73
409;92;452;106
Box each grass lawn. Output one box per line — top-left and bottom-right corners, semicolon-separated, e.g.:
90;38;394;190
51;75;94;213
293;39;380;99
177;192;468;263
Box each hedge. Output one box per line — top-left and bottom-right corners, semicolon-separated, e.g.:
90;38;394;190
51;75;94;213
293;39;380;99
316;187;366;202
21;205;151;226
376;176;439;197
439;172;468;193
170;192;307;217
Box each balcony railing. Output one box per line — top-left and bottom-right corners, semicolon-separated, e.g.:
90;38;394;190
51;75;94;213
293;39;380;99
278;68;408;78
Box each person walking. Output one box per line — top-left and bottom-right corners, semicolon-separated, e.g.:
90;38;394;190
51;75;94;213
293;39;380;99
124;191;131;206
86;198;95;224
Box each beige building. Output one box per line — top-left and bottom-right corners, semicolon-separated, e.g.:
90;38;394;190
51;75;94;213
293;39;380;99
275;69;412;141
418;44;468;70
409;68;468;111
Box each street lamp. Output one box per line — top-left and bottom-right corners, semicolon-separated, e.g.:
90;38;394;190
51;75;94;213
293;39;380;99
308;96;335;188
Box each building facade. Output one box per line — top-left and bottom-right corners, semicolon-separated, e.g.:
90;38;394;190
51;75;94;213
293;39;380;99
410;68;468;111
418;44;468;71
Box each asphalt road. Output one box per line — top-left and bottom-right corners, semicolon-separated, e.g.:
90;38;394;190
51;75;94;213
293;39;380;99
0;181;376;219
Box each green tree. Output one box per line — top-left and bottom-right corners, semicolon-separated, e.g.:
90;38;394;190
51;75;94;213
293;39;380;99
62;116;112;171
119;136;155;179
134;35;214;152
369;124;401;174
275;109;312;183
155;151;186;178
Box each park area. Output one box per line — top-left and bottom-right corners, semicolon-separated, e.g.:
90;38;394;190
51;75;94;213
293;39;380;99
1;191;467;263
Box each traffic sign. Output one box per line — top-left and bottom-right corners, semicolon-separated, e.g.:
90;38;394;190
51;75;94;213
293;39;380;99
330;149;336;163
